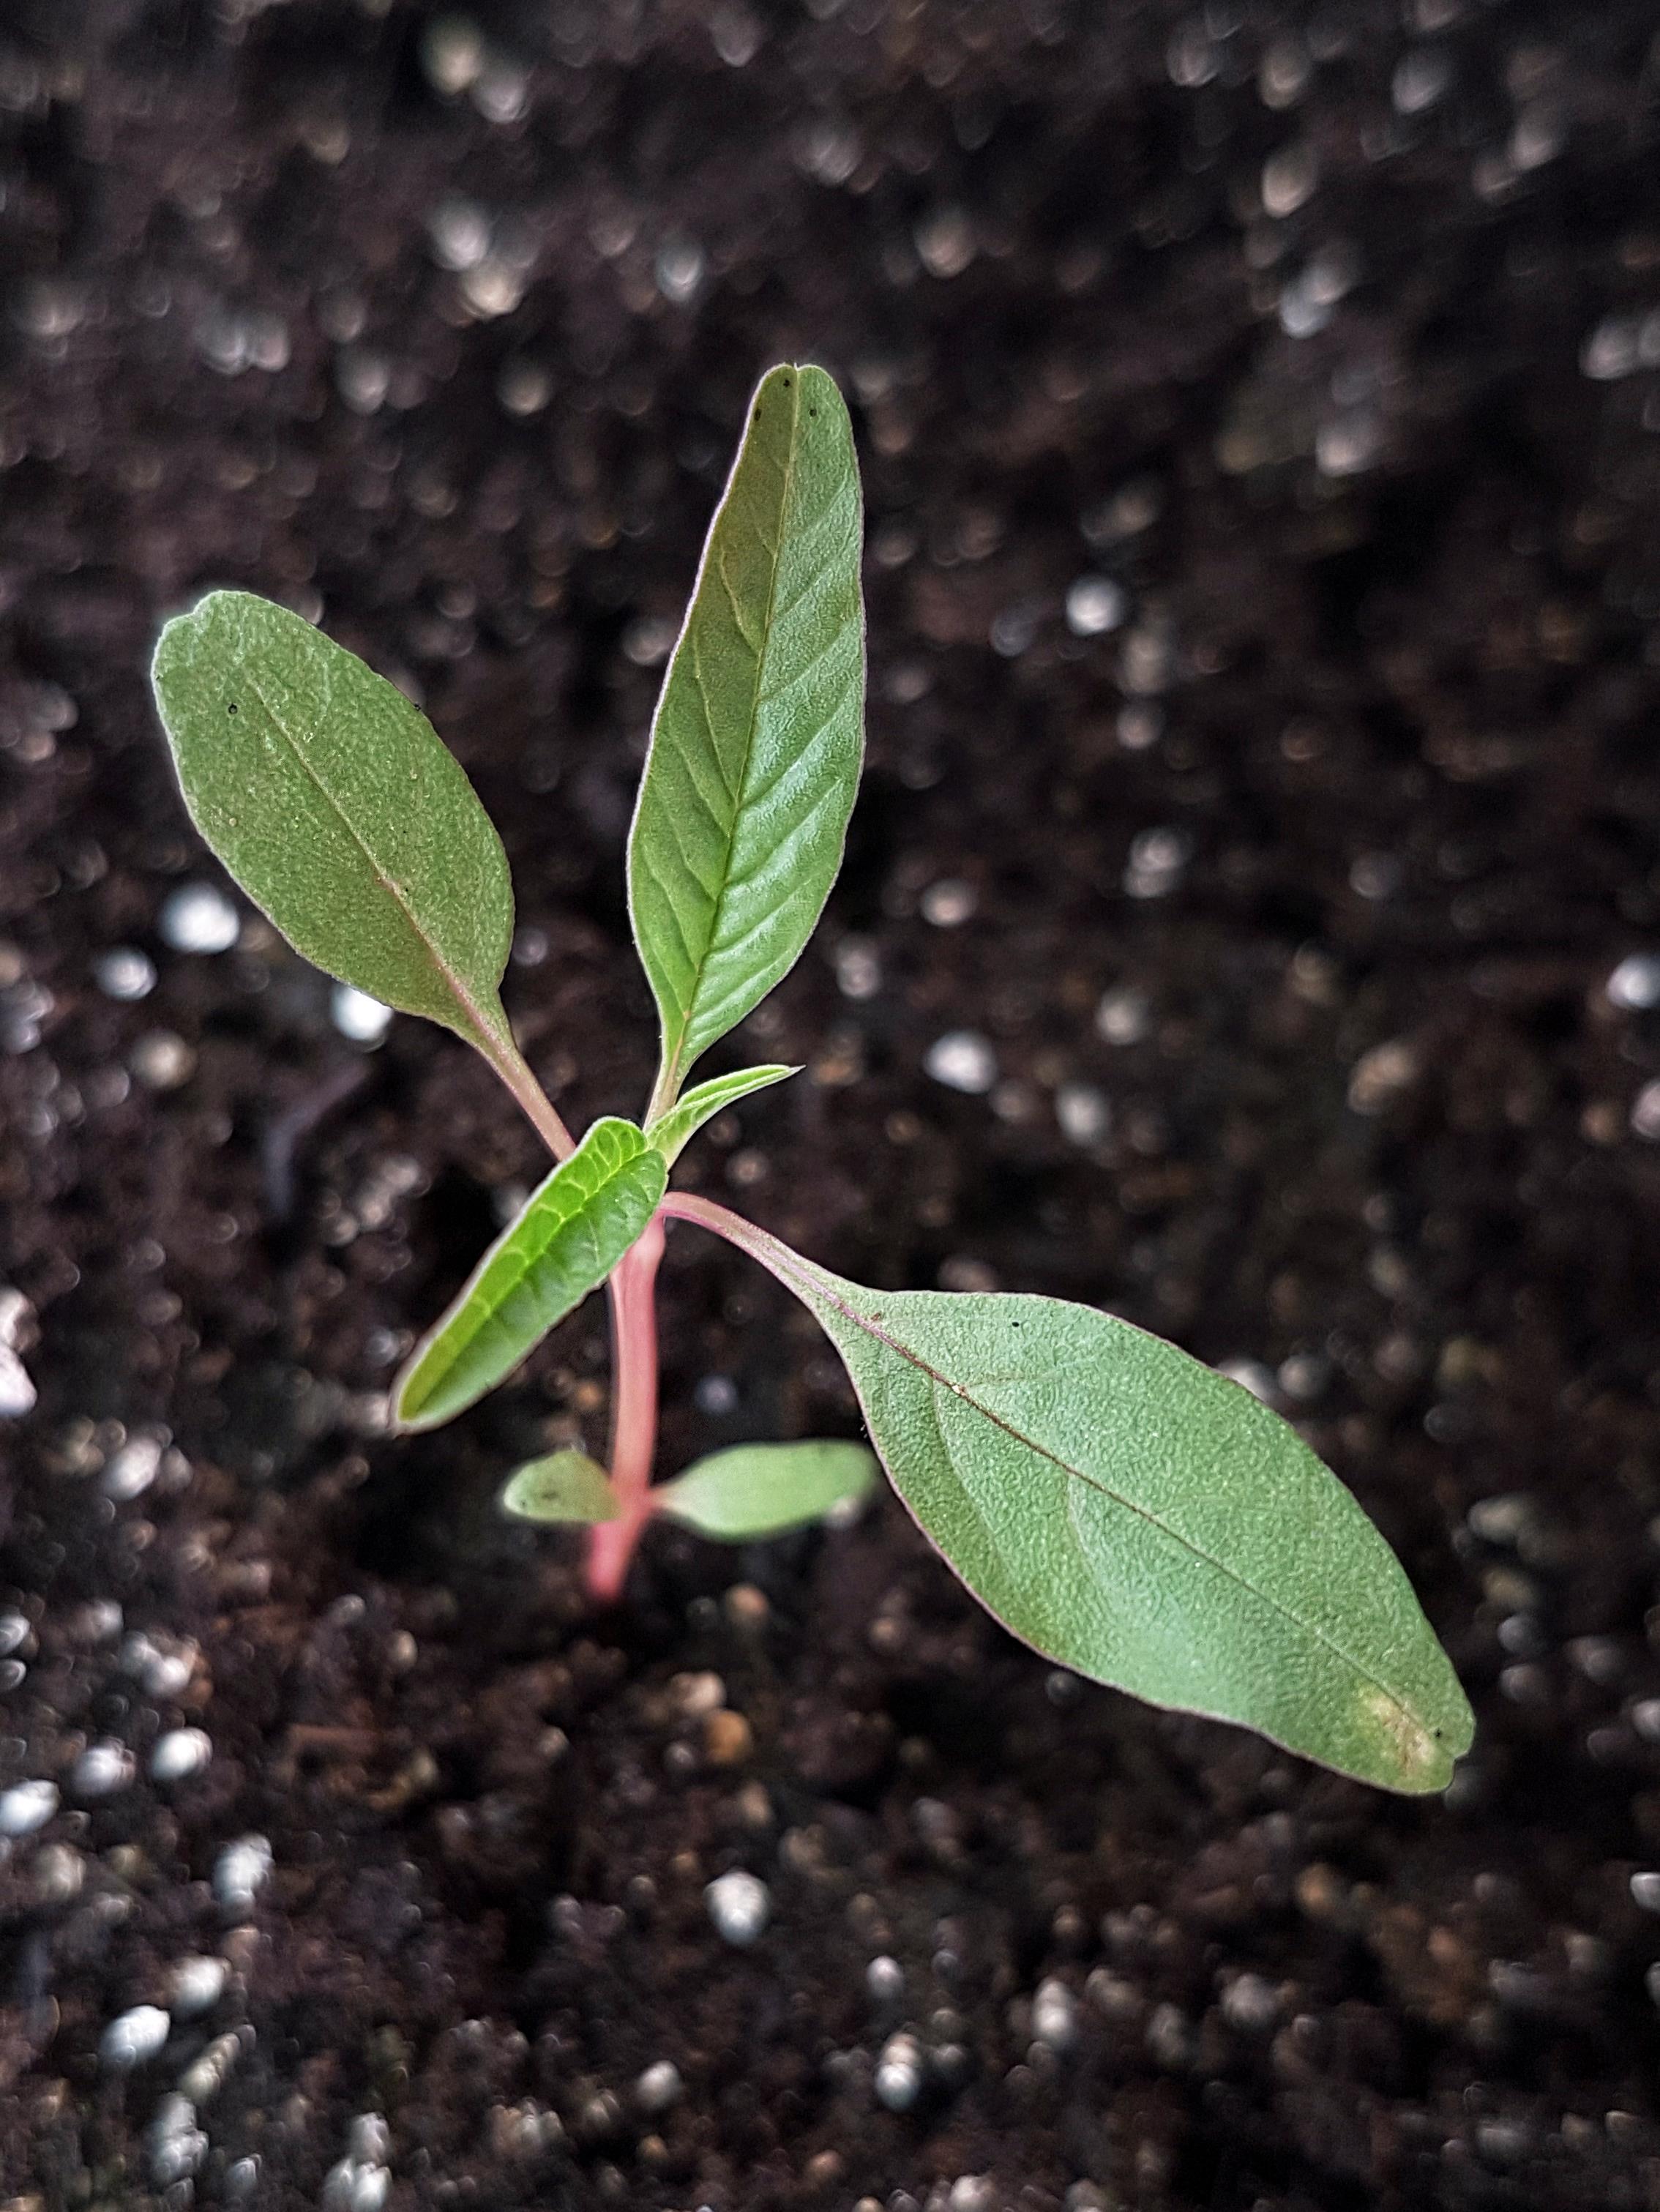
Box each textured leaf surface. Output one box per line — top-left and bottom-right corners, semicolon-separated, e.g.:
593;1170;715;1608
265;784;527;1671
628;365;864;1109
152;591;515;1054
502;1451;619;1524
395;1119;665;1431
657;1439;877;1538
708;1219;1472;1793
646;1064;798;1165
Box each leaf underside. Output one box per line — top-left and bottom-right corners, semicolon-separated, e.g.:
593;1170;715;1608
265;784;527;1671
646;1063;799;1165
502;1451;620;1525
151;591;515;1054
627;364;865;1107
395;1118;665;1431
657;1438;878;1538
709;1222;1473;1795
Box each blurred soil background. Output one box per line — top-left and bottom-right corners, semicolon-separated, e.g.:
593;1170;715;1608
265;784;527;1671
4;1;1660;2206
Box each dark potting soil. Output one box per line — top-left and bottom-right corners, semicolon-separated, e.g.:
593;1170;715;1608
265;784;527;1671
4;2;1660;2206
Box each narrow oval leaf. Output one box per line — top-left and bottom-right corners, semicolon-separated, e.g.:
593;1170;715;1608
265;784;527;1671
657;1439;877;1539
503;1451;620;1525
628;365;865;1112
394;1118;666;1432
152;591;517;1058
646;1064;799;1165
700;1218;1473;1795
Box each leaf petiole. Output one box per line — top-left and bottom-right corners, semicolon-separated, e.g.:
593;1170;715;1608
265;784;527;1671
485;1035;577;1162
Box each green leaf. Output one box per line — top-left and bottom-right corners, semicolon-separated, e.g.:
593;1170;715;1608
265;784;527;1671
152;591;517;1063
628;364;865;1115
394;1118;665;1432
702;1218;1473;1795
646;1064;799;1165
657;1439;877;1539
502;1451;620;1525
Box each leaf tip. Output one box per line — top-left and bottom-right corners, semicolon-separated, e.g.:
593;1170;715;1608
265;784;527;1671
387;1396;425;1439
755;359;850;426
151;597;203;687
388;1352;438;1435
151;589;263;706
1356;1680;1474;1796
501;1451;621;1525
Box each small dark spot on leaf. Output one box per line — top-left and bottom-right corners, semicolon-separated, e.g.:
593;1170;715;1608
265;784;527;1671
227;702;239;714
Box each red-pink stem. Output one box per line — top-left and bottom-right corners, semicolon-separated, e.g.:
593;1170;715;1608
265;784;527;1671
578;1191;781;1602
586;1213;665;1602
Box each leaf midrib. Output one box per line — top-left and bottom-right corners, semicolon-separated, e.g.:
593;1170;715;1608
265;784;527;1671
236;659;506;1052
766;1245;1436;1746
659;374;803;1096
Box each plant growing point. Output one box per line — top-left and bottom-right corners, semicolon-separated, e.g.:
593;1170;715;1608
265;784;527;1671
151;362;1474;1795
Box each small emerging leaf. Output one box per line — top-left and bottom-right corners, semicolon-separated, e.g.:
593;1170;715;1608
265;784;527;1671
395;1118;665;1432
628;365;865;1116
503;1451;620;1525
657;1439;877;1539
646;1064;799;1165
699;1217;1473;1796
152;591;517;1061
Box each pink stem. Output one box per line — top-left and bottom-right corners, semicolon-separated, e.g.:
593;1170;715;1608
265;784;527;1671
582;1194;773;1603
586;1213;666;1602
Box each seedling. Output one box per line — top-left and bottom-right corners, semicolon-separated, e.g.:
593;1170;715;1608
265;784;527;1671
151;365;1473;1795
